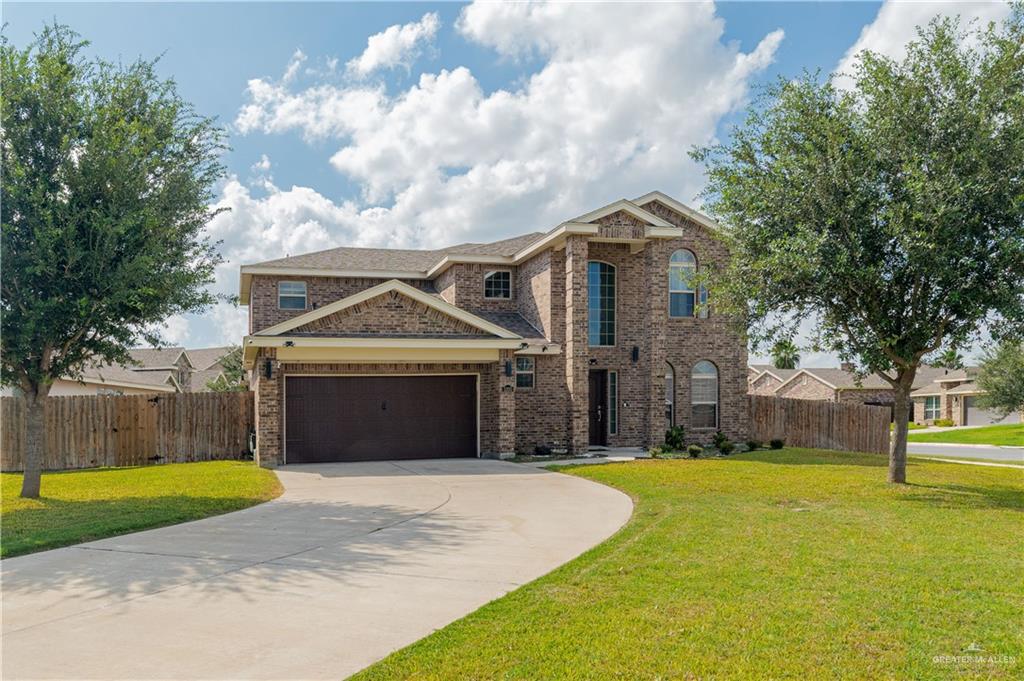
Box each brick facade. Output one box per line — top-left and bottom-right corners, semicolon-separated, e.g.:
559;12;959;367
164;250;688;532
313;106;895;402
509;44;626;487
248;196;750;465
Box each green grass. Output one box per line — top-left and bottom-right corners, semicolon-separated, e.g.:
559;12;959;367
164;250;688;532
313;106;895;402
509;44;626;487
1;461;282;558
891;421;927;431
910;454;1024;467
908;423;1024;446
353;449;1023;680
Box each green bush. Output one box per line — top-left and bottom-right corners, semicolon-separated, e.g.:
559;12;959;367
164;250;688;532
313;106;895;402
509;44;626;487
687;444;703;458
933;418;954;427
712;430;728;448
745;440;761;451
718;440;734;455
664;425;686;451
770;439;785;450
648;446;665;458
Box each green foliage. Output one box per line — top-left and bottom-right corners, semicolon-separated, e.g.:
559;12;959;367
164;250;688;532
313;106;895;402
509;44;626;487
746;440;761;451
770;340;799;370
909;423;1024;446
770;439;785;450
717;440;734;455
976;341;1024;417
711;430;728;448
664;425;686;451
687;444;704;458
692;8;1024;482
932;418;955;428
932;349;965;371
205;346;247;392
1;25;227;394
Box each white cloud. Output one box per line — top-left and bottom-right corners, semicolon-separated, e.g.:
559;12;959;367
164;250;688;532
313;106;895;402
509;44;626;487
282;49;307;83
347;12;440;78
154;314;191;346
231;1;783;253
250;154;271;173
834;0;1011;88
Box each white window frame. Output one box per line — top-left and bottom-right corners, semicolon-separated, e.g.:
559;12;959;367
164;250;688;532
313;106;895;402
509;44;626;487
608;370;618;435
481;270;509;299
515;356;535;389
691;360;719;429
278;281;307;310
924;396;940;420
669;249;708;319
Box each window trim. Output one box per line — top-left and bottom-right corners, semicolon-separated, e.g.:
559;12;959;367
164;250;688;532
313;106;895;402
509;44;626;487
665;362;676;429
483;270;513;300
587;260;617;347
608;370;618;435
515;356;535;389
668;249;708;319
278;281;308;310
924;395;941;420
690;360;719;429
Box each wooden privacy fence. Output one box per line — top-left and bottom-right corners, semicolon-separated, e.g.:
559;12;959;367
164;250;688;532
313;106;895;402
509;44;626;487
749;395;890;454
1;392;254;472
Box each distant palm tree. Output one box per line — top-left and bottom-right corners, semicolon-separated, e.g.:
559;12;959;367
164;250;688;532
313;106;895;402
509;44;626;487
935;348;964;370
771;340;800;370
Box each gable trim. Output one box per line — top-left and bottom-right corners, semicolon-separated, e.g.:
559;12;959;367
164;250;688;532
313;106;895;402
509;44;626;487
633;191;721;232
570;199;674;228
253;279;523;339
774;369;839;394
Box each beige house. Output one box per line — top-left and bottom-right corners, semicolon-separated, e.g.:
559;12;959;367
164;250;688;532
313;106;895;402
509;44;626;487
910;368;1021;426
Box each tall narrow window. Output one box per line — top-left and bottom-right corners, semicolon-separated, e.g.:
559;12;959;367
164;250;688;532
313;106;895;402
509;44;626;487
515;356;535;389
608;371;618;435
278;281;307;310
588;261;616;346
665;362;675;429
669;250;708;318
484;270;511;299
691;360;719;428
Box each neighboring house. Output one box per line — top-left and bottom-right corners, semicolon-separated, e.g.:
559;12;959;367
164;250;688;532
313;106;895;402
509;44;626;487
126;347;194;391
910;368;1022;426
762;363;950;418
184;346;235;392
747;364;799;396
240;191;749;466
46;365;180;396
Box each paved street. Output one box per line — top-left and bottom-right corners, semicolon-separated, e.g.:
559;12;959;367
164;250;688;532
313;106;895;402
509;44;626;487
907;442;1024;463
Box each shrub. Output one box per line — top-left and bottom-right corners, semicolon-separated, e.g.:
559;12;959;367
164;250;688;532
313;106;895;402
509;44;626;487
712;430;728;448
648;446;665;458
717;440;734;455
687;444;703;458
933;418;954;427
746;440;761;451
664;425;686;451
770;439;785;450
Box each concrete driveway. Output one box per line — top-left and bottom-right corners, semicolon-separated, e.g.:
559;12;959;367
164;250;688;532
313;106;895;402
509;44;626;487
2;459;632;680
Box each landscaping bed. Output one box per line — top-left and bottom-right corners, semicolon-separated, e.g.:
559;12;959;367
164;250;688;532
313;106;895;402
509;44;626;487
1;461;282;558
353;448;1023;680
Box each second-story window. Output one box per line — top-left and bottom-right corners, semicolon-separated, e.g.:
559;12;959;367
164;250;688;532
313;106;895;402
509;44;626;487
484;270;511;299
588;261;615;346
278;281;307;310
669;249;697;317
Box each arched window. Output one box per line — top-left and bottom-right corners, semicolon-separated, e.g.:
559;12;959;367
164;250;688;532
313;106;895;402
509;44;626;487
669;250;708;318
691;360;719;429
588;261;616;346
665;362;676;428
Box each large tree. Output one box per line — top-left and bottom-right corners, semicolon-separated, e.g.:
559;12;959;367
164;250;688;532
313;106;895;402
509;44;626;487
976;341;1024;418
1;26;226;497
693;8;1024;483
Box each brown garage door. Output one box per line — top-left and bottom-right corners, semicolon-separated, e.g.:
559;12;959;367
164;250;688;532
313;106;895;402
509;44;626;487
284;375;477;463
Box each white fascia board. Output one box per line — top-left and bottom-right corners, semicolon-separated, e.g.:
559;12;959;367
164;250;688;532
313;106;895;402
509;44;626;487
245;336;524;349
511;223;600;262
570;199;674;228
254;279;522;339
426;254;513;279
633;191;722;232
774;369;839;393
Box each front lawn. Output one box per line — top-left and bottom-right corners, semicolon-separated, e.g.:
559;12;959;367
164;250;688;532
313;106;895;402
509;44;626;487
1;461;282;558
354;449;1023;680
908;423;1024;446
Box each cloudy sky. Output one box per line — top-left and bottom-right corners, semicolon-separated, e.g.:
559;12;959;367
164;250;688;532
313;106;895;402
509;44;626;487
4;1;1012;365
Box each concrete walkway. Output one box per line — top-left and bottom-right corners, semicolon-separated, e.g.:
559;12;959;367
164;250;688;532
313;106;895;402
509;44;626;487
1;459;632;680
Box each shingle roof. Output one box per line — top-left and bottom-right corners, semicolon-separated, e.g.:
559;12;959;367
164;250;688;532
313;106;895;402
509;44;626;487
128;347;188;369
79;364;178;390
247;233;546;274
470;311;549;344
795;365;950;391
191;368;229;391
185;346;234;371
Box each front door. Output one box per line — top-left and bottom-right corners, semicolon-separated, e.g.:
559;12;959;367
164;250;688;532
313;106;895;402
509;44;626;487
588;370;608;446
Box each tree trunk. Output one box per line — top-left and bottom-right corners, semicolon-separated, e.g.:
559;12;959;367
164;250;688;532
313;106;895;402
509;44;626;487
888;370;916;485
20;385;48;498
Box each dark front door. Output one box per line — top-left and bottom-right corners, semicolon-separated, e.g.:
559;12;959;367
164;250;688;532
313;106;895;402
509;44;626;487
588;370;608;446
285;375;477;463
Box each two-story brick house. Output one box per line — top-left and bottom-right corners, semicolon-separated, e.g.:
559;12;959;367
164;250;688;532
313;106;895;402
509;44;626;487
240;191;748;466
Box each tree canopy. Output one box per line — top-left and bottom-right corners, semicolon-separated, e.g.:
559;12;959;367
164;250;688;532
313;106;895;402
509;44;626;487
1;25;227;496
977;341;1024;417
693;8;1024;482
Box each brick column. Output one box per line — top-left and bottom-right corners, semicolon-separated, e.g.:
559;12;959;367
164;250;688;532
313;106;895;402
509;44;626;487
646;241;669;448
497;350;517;457
254;348;283;467
564;235;589;455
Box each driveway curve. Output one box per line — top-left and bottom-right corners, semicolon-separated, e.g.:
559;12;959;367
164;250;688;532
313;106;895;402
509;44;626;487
2;459;632;680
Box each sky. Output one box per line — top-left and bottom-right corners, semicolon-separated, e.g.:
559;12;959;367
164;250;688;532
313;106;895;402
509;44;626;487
3;1;1013;366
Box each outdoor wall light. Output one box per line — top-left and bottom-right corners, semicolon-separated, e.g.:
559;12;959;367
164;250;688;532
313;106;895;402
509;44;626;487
283;340;295;347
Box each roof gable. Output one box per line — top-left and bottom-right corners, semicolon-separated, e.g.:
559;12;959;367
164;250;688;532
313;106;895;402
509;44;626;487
255;279;522;339
570;199;674;228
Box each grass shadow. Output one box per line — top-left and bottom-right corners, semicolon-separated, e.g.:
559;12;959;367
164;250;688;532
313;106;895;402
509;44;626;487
902;482;1024;512
728;449;893;467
